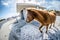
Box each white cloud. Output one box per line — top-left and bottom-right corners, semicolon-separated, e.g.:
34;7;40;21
39;0;60;10
51;1;60;6
2;2;9;6
1;1;12;7
47;1;60;10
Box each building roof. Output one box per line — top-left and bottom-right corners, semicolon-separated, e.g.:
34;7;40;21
16;3;46;12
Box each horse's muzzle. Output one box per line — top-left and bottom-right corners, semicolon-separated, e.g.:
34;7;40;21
26;20;30;23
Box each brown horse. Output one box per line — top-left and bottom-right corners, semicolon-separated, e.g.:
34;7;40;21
26;8;56;33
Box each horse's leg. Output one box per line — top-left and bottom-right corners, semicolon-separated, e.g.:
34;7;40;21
53;22;55;27
46;24;49;33
49;22;55;29
49;24;52;28
39;25;43;33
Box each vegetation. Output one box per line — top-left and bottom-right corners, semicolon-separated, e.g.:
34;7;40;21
47;9;60;16
0;19;5;22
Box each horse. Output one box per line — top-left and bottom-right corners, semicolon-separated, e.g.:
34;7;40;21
26;8;56;33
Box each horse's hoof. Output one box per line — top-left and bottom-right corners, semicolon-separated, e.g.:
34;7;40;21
46;31;47;33
40;30;42;33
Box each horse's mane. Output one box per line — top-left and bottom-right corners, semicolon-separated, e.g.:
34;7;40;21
27;10;37;17
27;9;50;21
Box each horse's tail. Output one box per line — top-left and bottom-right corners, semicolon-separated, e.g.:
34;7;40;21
48;11;56;28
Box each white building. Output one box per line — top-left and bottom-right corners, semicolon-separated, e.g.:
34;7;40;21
16;0;45;12
16;0;45;20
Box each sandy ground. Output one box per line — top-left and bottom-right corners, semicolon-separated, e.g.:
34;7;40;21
0;19;16;40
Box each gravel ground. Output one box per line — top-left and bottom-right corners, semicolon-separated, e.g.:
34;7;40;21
0;16;60;40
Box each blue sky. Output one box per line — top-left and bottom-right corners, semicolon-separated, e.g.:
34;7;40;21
0;0;17;19
0;0;60;19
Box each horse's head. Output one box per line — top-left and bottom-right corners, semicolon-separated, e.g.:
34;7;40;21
26;10;34;23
